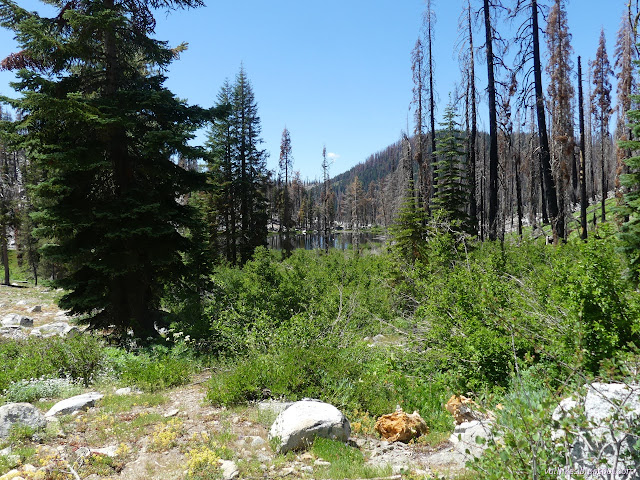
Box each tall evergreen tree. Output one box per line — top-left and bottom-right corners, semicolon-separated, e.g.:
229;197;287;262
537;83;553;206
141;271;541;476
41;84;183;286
279;127;293;258
207;80;237;264
233;67;268;264
433;100;472;233
591;29;614;223
0;0;208;337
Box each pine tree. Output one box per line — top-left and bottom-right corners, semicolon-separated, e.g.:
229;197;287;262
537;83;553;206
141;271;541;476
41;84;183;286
0;0;208;337
591;29;614;223
279;127;293;258
233;67;269;264
207;80;237;264
433;100;472;233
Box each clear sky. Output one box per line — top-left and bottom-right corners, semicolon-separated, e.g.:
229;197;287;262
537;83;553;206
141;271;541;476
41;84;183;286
0;0;628;180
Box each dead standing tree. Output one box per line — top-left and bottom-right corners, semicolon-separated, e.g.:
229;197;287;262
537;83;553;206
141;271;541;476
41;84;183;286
512;0;564;241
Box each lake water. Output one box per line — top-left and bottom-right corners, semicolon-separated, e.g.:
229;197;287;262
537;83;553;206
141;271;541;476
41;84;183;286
267;232;386;251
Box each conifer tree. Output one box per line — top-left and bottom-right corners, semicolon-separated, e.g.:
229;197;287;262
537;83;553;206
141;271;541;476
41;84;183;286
591;29;614;223
433;100;472;233
279;127;293;258
233;67;269;264
0;0;208;337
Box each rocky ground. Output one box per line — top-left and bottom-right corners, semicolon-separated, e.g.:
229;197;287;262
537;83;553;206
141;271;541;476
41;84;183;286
0;284;475;480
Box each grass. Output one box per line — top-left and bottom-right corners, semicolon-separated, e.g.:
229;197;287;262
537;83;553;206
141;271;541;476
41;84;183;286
98;392;169;413
310;437;392;479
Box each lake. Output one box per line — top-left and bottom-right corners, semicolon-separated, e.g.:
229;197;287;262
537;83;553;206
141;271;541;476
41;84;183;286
267;231;386;251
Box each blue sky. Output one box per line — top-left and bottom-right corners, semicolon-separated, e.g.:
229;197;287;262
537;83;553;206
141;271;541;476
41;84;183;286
0;0;628;180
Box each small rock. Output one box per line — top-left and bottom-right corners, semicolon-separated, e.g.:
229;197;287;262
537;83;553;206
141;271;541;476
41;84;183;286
301;465;313;473
164;408;180;418
75;447;91;458
280;467;295;476
445;395;487;425
0;447;10;456
314;459;331;466
1;314;33;327
46;392;103;417
0;326;27;340
246;435;266;448
5;455;19;468
299;452;314;461
0;471;19;480
32;322;78;338
374;408;429;443
219;459;239;480
16;300;27;306
22;464;37;473
28;306;41;313
90;446;118;457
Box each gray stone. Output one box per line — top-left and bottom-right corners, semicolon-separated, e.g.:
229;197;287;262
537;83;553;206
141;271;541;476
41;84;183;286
555;383;640;479
220;459;239;480
0;326;27;340
45;392;103;417
268;399;351;454
449;419;493;459
163;408;179;418
31;322;79;338
1;314;33;327
28;306;41;313
90;446;118;457
0;403;47;439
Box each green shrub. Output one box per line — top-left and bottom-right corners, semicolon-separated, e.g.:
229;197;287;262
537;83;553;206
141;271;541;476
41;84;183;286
0;335;106;393
3;377;84;403
104;346;195;392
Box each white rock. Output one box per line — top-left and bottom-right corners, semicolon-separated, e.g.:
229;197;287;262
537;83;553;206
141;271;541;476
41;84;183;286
45;392;103;417
0;403;47;439
1;314;33;327
449;419;494;459
219;459;239;480
557;382;640;478
28;306;41;313
163;408;179;418
90;446;118;457
268;399;351;454
0;326;28;340
31;322;79;338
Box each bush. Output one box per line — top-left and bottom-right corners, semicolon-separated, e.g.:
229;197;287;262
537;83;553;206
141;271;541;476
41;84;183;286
104;346;195;392
3;377;83;403
0;335;106;393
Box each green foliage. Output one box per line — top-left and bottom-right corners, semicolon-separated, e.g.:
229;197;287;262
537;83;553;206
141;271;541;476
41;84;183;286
207;344;398;416
3;377;83;404
310;437;391;479
433;100;473;233
389;184;428;265
1;0;210;338
103;345;195;392
0;335;106;393
470;366;563;480
189;247;393;356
